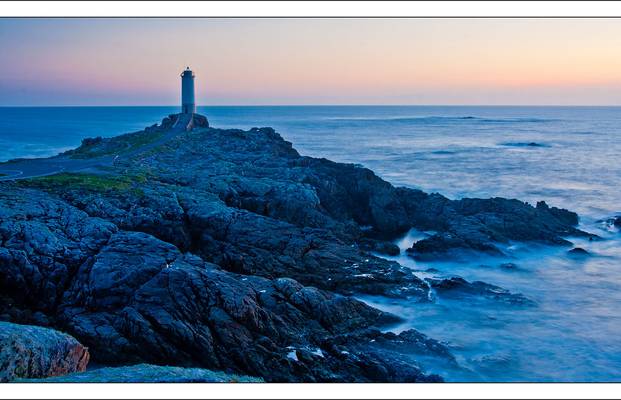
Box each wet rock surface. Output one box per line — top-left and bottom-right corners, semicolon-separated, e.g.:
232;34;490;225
358;238;401;256
426;277;536;306
0;119;589;381
0;322;89;382
404;198;590;260
568;247;590;257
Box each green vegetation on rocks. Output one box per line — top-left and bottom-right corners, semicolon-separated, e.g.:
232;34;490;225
17;172;146;196
19;173;132;191
64;129;164;159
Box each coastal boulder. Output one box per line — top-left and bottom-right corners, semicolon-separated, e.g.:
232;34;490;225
192;113;209;128
568;247;590;257
398;192;590;259
407;232;502;260
426;277;535;306
358;239;401;256
0;322;89;382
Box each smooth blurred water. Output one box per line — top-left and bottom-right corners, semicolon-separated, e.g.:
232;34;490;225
1;105;620;381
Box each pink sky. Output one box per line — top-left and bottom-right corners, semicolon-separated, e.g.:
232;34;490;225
2;18;621;105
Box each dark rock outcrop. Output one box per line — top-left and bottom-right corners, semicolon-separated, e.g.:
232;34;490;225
192;113;209;128
0;188;117;319
426;277;535;306
568;247;590;257
403;197;589;260
407;231;502;260
20;183;430;300
359;239;401;256
56;231;439;382
81;136;103;147
0;322;89;382
0;189;441;382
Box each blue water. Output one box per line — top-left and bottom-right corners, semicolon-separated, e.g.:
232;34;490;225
1;105;621;381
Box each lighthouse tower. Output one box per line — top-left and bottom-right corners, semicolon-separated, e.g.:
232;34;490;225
181;67;195;114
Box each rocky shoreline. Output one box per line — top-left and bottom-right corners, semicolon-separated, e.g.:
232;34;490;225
0;114;591;382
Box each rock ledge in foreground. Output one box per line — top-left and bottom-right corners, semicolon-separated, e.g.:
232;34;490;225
18;363;262;383
0;322;89;382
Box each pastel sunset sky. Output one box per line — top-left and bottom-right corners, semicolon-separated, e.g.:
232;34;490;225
1;18;621;105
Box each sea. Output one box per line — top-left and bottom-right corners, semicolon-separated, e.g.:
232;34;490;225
1;105;620;381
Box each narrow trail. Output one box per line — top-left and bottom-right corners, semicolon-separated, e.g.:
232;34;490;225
0;113;194;181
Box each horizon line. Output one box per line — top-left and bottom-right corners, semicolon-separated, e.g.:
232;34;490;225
2;104;621;108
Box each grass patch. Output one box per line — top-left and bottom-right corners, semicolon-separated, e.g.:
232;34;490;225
18;172;144;196
67;129;164;159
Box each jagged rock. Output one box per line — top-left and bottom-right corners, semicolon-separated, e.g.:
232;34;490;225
402;196;590;259
568;247;590;257
0;188;117;318
145;123;158;133
317;329;455;382
192;113;209;128
81;136;103;147
358;239;401;256
160;114;176;130
26;184;429;300
18;364;261;383
407;232;502;260
426;277;535;306
55;231;438;382
0;322;89;382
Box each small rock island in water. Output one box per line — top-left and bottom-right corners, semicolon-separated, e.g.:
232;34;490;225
0;69;594;383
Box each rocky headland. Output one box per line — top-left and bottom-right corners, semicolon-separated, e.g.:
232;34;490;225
0;113;591;382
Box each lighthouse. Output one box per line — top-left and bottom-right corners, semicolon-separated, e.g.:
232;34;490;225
181;67;195;114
